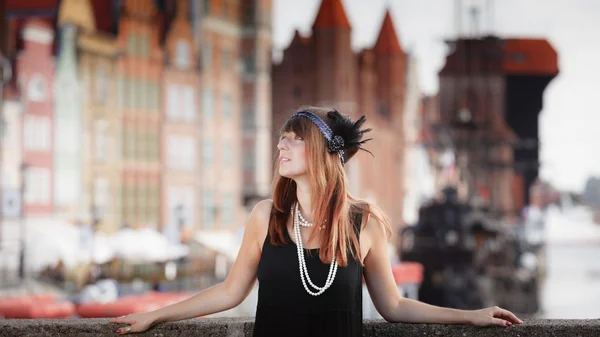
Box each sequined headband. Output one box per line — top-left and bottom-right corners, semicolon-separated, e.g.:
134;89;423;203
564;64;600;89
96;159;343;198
291;111;346;166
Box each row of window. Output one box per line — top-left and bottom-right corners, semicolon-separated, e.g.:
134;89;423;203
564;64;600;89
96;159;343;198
202;89;234;120
118;77;161;111
202;190;235;228
123;128;161;161
202;139;234;167
122;182;161;223
24;116;51;151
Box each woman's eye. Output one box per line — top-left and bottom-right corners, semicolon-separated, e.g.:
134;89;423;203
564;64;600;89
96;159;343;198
295;136;303;140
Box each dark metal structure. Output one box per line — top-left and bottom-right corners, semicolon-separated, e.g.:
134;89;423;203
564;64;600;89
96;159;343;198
400;187;542;314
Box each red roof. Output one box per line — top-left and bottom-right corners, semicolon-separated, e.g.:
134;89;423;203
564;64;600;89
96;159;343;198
90;0;115;34
6;0;58;10
312;0;351;30
373;10;403;55
503;39;559;76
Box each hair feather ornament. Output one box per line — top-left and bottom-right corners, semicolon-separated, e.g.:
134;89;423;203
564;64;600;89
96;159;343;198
291;109;373;166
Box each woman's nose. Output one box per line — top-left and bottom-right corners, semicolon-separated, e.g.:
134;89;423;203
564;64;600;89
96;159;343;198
277;138;288;151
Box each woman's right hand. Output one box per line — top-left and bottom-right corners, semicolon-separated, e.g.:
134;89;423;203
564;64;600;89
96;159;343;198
109;312;157;334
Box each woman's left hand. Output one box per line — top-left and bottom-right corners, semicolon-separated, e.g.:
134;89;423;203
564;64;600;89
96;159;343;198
467;306;524;327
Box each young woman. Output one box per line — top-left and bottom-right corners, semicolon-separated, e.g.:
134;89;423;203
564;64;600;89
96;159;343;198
110;107;523;336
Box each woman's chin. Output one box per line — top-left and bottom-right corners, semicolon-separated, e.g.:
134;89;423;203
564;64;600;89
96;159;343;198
279;167;303;179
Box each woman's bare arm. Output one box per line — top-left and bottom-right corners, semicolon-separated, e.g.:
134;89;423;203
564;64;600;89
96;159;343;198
362;206;522;326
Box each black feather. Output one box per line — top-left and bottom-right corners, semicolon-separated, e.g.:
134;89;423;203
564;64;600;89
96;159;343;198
327;110;374;159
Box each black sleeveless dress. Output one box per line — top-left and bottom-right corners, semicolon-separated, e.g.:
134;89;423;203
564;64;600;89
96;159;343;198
254;210;363;337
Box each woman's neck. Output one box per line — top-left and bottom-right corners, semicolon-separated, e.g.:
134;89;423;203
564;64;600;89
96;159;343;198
295;179;313;222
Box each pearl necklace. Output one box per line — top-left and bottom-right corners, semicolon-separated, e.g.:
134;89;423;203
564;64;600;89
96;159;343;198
294;204;326;230
293;202;338;296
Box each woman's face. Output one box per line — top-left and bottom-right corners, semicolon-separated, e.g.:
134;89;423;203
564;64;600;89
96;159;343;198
277;131;307;178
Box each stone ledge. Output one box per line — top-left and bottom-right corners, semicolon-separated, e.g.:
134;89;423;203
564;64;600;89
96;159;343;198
1;317;599;336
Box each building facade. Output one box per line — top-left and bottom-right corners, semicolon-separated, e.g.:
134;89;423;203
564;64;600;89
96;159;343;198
162;0;200;238
116;0;163;229
437;36;559;216
240;0;273;206
17;19;55;216
192;0;244;231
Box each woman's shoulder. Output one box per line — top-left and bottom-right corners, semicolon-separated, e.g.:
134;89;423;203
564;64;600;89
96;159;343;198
246;199;273;233
252;199;273;221
352;200;391;240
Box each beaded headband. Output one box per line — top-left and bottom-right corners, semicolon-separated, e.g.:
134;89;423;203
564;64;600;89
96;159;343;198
291;111;348;166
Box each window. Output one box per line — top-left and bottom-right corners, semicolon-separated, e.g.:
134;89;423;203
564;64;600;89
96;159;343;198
222;192;234;227
183;86;195;121
202;45;212;69
175;40;190;69
117;76;125;108
202;89;213;119
94;177;110;216
24;168;51;204
203;0;211;15
124;127;136;160
127;34;137;54
203;140;213;166
95;66;108;104
95;120;109;162
167;84;180;120
243;54;255;74
377;102;389;117
221;48;231;70
243;108;255;128
223;141;232;166
168;186;195;228
243;151;254;170
149;82;160;111
168;135;196;170
27;74;47;102
222;93;232;120
24;116;51;151
203;190;214;228
140;35;149;57
148;131;159;161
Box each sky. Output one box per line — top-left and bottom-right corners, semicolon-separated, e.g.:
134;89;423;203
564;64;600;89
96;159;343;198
272;0;600;193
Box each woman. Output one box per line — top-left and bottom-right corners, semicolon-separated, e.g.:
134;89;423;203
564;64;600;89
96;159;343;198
110;107;523;336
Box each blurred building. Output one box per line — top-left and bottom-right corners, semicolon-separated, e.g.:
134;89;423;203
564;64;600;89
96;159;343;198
272;0;407;229
1;88;23;220
432;36;559;217
1;0;273;237
162;0;200;239
17;19;56;216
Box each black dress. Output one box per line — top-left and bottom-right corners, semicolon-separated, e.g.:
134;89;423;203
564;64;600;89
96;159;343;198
254;210;363;337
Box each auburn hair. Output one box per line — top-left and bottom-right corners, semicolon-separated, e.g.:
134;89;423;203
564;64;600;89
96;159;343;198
269;106;392;267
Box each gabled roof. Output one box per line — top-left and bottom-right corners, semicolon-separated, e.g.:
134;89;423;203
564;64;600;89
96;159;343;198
312;0;351;30
503;38;559;76
373;10;403;55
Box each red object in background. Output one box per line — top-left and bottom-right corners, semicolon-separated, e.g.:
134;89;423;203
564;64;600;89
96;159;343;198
0;293;75;318
76;292;194;318
391;262;424;285
362;262;424;285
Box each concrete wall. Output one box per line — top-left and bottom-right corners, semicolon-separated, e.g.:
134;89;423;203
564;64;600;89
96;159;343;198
1;317;599;336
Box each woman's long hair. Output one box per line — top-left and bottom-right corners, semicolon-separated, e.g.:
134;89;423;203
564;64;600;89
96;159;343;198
269;106;392;267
